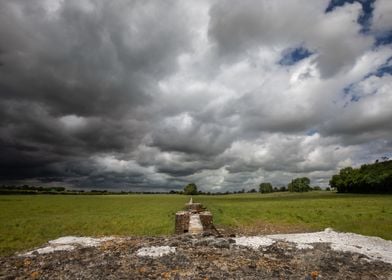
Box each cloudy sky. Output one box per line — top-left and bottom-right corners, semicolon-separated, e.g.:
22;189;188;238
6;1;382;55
0;0;391;192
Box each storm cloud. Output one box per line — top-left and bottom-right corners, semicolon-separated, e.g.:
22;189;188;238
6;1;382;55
0;0;391;191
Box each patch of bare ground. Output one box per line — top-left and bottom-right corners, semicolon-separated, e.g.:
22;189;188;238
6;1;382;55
1;232;391;279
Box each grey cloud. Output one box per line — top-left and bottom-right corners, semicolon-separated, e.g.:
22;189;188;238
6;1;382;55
372;0;392;33
208;0;321;57
0;0;191;118
149;113;234;156
208;0;373;78
320;75;392;144
0;0;391;191
133;145;224;178
0;0;194;187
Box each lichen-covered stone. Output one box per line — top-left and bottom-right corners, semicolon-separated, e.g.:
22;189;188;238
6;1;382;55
2;235;391;279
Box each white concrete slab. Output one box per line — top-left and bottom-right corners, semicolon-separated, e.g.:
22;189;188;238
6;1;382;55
189;214;203;234
234;228;392;264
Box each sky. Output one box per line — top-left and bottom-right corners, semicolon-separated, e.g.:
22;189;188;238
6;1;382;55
0;0;391;192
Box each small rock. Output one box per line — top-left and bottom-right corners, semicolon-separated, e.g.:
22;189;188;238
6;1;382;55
212;240;230;249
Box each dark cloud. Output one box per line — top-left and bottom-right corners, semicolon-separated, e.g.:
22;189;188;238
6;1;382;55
0;0;391;191
0;0;193;118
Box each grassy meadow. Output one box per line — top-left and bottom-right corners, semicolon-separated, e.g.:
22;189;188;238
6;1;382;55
1;191;392;256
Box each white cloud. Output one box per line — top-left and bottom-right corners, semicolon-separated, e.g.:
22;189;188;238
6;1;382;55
326;74;392;136
208;0;373;77
372;0;392;33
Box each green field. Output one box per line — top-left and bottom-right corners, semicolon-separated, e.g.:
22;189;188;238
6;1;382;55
1;192;392;256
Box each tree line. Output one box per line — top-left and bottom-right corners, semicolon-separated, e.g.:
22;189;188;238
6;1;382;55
182;181;324;195
4;159;390;196
0;185;68;194
329;159;392;193
259;178;324;193
0;185;177;195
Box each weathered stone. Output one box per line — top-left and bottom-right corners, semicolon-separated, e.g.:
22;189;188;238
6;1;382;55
1;235;392;279
174;198;216;235
175;211;190;234
199;211;213;230
185;202;203;212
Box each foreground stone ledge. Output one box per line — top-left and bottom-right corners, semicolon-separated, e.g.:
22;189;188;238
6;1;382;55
2;229;391;280
16;229;392;265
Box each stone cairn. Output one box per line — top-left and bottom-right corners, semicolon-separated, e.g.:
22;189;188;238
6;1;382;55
175;198;217;235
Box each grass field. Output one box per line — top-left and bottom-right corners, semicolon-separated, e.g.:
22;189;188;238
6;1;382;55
1;192;392;256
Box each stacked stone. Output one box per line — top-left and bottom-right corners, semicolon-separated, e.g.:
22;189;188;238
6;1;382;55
199;211;213;230
175;198;214;234
175;211;190;234
186;202;203;213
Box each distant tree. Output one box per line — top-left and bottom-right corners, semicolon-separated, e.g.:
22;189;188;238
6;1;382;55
288;177;311;192
183;183;198;195
259;182;273;193
329;167;359;193
279;186;287;192
329;160;392;193
248;188;257;193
